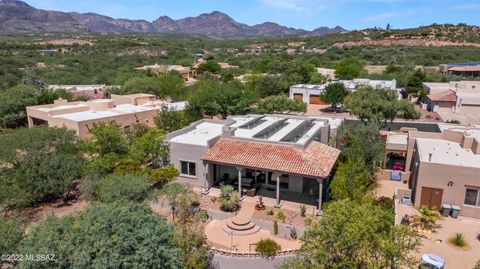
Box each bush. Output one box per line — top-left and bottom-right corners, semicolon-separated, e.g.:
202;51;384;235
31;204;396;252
219;185;239;212
274;220;278;235
0;127;84;208
449;233;468;248
18;202;182;269
290;227;297;239
255;239;281;258
0;215;24;255
300;205;306;217
83;174;150;203
266;209;274;216
412;206;441;232
276;210;286;221
148;166;179;187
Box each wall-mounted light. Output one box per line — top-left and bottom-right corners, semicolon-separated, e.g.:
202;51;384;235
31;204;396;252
447;181;454;187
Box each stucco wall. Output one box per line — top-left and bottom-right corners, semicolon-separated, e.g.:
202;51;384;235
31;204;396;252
289;88;322;104
412;160;480;219
169;142;208;188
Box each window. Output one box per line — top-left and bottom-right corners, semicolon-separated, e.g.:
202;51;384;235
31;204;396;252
464;188;480;207
180;161;196;176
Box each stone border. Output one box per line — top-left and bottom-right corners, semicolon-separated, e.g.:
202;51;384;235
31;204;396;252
210;247;298;258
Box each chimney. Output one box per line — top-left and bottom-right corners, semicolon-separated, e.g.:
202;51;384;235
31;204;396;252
222;126;235;138
53;98;68;105
428;153;433;162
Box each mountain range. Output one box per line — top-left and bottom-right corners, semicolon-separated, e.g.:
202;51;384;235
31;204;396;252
0;0;346;37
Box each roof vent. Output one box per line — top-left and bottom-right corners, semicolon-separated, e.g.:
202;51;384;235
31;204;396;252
428;153;433;162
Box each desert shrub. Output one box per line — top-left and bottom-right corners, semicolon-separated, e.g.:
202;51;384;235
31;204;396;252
300;205;306;217
412;206;441;232
276;210;286;220
255;239;281;258
290;227;298;239
219;185;239;212
449;233;468;248
0;215;24;256
266;209;274;216
18;202;182;269
83;174;150;203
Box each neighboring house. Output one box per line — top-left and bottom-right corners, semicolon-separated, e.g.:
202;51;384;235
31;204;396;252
289;79;399;105
48;84;110;100
166;114;341;214
26;94;187;139
446;62;480;78
384;125;480;218
135;64;194;81
422;81;480;113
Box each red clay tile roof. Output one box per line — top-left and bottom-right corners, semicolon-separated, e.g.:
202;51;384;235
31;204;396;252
427;90;457;102
202;138;340;178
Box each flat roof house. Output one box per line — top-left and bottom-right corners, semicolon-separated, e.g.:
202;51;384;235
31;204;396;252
384;125;480;218
26;94;187;139
166;115;341;214
422;81;480;114
289;79;398;105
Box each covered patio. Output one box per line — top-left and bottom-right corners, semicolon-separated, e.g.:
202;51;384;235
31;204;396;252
201;138;340;213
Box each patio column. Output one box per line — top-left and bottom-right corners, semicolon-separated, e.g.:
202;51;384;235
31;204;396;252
237;167;243;199
275;173;281;208
317;178;323;216
202;162;209;195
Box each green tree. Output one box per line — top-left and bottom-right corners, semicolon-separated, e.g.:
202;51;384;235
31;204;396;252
256;95;306;114
87;122;128;156
334;122;385;171
119;74;184;99
405;70;426;95
155;105;201;133
335;56;366;80
397;99;421;120
189;80;258;119
309;72;327;84
84;123;128;177
197;60;221;74
252;75;290;97
171;187;210;269
160;183;195;222
299;199;420;269
330;149;373;201
320;83;349;109
128;127;168;169
82;174;150;203
0;85;38;129
22;69;47;92
18;202;183;269
0;127;84;208
344;86;416;123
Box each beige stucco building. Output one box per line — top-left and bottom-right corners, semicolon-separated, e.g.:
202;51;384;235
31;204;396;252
26;94;187;139
385;125;480;218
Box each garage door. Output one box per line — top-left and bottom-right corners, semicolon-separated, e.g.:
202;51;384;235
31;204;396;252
420;187;443;210
294;94;303;102
309;95;326;105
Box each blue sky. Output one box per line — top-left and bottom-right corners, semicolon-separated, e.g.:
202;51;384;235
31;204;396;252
26;0;480;30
